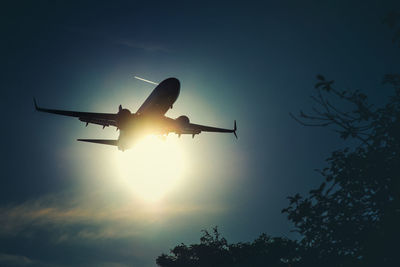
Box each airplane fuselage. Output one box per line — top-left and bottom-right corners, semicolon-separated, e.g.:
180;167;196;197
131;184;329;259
117;78;181;150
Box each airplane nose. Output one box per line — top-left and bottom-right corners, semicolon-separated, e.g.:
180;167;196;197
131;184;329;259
163;77;180;89
161;77;180;95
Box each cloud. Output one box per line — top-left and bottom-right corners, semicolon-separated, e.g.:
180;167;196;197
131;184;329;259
0;253;33;266
0;192;224;242
0;192;224;267
0;251;135;267
92;262;131;267
0;199;137;240
64;26;170;53
115;39;170;52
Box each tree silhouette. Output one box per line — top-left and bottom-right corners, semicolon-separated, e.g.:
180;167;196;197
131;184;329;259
283;74;400;266
156;227;300;267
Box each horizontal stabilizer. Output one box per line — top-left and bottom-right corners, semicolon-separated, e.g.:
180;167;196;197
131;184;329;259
77;139;118;146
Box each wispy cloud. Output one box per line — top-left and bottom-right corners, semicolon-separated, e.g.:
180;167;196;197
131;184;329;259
0;253;33;266
0;193;223;242
96;262;131;267
0;252;132;267
64;26;170;53
115;39;170;52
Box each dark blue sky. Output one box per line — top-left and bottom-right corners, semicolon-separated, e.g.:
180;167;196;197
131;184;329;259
1;1;400;266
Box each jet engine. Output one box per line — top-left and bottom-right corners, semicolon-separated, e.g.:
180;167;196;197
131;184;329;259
116;105;132;129
176;115;190;125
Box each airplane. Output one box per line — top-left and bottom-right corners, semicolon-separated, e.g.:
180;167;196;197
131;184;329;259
34;77;237;151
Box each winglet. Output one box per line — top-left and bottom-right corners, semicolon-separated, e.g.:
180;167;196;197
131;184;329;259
33;97;39;110
233;120;238;139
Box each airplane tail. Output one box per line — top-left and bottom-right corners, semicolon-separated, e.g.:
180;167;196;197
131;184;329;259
233;120;238;139
77;139;118;146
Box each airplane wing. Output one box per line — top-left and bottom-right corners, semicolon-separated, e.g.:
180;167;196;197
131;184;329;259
34;98;118;128
177;120;238;138
77;139;118;146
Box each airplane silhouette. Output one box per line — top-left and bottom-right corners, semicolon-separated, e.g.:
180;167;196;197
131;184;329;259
34;77;237;150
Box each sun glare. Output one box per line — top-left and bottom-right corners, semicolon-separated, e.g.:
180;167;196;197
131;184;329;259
115;135;186;202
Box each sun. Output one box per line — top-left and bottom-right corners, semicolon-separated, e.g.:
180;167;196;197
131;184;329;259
115;135;186;202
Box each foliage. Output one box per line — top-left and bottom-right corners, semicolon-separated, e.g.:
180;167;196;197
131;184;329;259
156;227;300;267
283;74;400;266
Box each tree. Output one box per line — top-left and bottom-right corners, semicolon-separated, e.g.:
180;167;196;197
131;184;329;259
283;74;400;266
156;227;300;267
